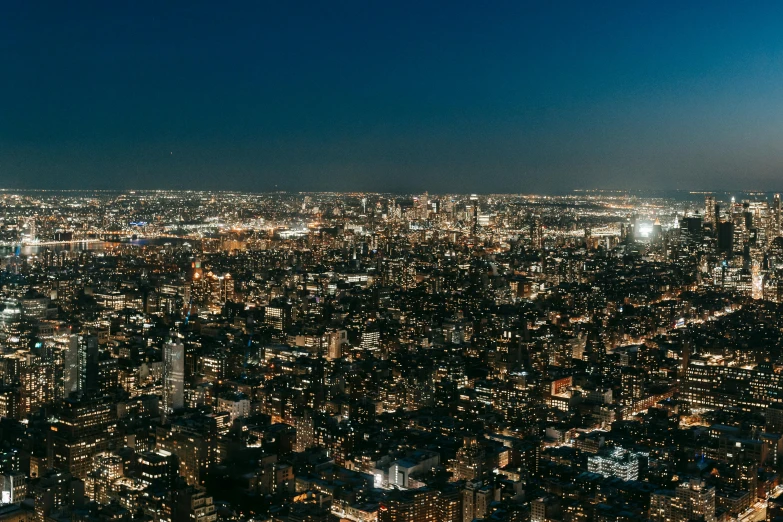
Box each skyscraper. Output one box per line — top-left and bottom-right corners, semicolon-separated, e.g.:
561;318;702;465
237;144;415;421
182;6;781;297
63;335;79;397
48;396;120;479
64;334;98;398
470;194;479;235
705;195;716;228
163;337;185;417
717;221;734;255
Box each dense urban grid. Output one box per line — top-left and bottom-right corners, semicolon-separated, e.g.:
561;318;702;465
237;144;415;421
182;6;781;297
0;189;781;522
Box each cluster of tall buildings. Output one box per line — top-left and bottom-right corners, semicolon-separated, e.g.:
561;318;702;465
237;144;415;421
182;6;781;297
0;190;778;521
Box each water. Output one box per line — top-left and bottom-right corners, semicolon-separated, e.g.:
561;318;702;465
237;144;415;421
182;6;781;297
0;241;105;257
0;237;195;257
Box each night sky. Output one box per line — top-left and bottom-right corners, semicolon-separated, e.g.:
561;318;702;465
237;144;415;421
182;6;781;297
3;1;783;193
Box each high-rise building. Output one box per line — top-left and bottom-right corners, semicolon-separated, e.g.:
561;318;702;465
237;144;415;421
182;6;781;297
650;479;716;522
652;217;663;241
264;301;292;332
455;436;488;483
79;336;98;391
64;334;99;397
683;215;703;238
469;194;479;235
462;484;495;522
717;221;734;255
0;388;18;419
683;363;783;410
360;329;380;351
531;219;544;249
163;338;185;417
200;353;226;382
63;336;78;397
19;362;54;415
326;329;347;360
379;488;439;522
137;451;179;489
438;486;462;522
48;396;120;478
156;416;217;486
32;471;85;520
705;195;716;227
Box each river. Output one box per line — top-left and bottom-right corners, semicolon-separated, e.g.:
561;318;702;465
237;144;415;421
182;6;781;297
0;238;196;256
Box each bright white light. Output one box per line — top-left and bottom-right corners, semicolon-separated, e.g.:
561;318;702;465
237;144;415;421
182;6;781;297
637;224;653;237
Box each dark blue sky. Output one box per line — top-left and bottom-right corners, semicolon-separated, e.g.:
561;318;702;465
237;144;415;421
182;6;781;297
3;1;783;193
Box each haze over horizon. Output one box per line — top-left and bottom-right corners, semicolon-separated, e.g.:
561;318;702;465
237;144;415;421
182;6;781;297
4;1;783;193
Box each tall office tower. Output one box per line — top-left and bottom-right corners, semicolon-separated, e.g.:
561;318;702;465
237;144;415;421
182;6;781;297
531;219;544;249
64;335;79;397
79;334;99;395
652;217;663;240
64;334;99;397
705;195;716;227
19;362;55;416
48;396;120;479
717;221;734;255
163;338;185;416
419;191;429;217
774;193;781;239
470;194;479;234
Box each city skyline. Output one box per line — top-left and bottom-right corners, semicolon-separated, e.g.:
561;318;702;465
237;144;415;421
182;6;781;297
0;189;777;520
4;3;783;521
